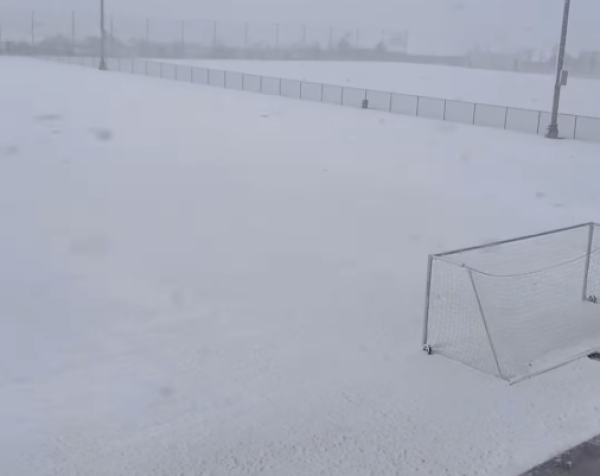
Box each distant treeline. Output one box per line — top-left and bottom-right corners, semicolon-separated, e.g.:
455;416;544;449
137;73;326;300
2;34;600;78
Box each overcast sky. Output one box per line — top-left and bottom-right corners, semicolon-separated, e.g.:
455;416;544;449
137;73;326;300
1;0;598;54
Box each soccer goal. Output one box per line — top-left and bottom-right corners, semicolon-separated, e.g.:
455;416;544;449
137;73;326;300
422;222;600;383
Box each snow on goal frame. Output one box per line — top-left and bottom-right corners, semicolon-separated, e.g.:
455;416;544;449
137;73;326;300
422;222;600;383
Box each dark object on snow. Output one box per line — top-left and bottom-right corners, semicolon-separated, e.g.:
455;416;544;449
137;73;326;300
521;434;600;475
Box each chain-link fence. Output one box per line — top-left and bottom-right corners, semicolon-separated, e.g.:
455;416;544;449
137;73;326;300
42;55;600;143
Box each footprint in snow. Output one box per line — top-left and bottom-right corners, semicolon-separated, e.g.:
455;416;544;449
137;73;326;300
1;145;19;157
35;113;62;122
90;127;113;142
70;235;111;257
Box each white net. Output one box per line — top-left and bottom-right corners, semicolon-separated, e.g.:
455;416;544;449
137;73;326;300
424;223;600;383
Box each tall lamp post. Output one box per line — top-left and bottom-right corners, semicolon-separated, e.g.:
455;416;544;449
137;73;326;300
99;0;107;70
547;0;571;139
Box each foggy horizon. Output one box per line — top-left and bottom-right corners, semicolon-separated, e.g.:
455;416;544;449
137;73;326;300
1;0;599;54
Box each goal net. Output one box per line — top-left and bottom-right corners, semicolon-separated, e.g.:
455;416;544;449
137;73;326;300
422;222;600;383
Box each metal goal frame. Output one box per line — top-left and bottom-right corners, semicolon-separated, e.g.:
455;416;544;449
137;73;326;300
421;222;599;383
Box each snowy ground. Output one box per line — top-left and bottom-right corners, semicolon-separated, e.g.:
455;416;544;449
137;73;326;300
164;59;600;117
3;57;600;476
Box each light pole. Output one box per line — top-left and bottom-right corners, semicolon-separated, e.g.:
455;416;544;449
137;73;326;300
547;0;571;139
99;0;107;70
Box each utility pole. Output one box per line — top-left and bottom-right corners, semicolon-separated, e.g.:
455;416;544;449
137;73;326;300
99;0;107;69
212;20;217;49
110;15;114;55
71;11;76;54
181;20;185;55
547;0;571;139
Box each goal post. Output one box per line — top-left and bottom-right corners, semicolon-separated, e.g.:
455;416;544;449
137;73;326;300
422;222;600;383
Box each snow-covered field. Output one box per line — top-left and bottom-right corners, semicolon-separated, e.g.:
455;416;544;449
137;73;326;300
3;57;600;476
165;59;600;117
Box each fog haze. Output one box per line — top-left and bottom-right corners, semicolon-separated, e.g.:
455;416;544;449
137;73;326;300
1;0;598;53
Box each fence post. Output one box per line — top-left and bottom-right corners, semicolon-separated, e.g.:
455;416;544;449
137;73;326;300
259;75;263;93
443;100;447;120
320;83;324;102
503;108;508;129
416;96;420;116
472;103;477;124
389;93;393;112
536;111;542;134
574;115;579;140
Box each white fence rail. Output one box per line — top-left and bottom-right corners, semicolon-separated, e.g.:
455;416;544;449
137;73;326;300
46;56;600;143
